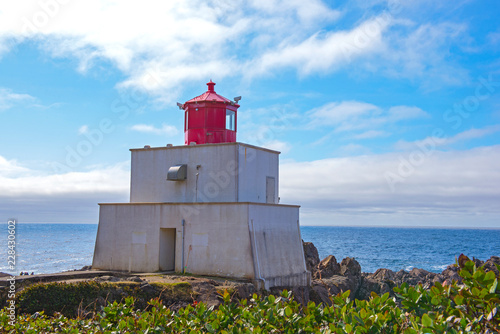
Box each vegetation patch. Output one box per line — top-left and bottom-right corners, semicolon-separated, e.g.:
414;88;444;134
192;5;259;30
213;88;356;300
10;280;193;318
1;258;499;333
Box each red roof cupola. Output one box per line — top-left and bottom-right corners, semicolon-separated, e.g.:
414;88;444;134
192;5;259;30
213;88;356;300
180;81;240;145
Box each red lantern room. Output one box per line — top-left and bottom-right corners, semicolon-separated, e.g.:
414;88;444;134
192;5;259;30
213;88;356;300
179;80;240;145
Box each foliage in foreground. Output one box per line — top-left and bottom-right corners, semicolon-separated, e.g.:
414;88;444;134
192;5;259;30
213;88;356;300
1;259;499;333
0;280;192;319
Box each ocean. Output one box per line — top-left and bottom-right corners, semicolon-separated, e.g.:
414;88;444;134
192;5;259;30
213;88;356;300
1;224;499;275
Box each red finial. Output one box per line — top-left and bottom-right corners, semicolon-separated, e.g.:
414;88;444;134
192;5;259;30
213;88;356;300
207;80;215;92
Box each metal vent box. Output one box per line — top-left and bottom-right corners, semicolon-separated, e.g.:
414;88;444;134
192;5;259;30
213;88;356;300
167;164;187;181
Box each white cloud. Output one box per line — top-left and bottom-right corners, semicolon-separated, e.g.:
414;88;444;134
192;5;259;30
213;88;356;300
378;22;471;88
0;156;30;176
308;101;380;127
445;125;500;144
352;130;389;139
308;101;429;144
249;15;390;77
395;125;500;150
0;1;472;97
0;157;129;197
261;140;291;154
0;156;129;222
280;145;500;227
0;87;34;110
0;1;343;101
388;105;430;120
130;123;179;136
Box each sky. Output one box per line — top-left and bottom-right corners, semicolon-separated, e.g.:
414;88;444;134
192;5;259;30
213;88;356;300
0;0;499;228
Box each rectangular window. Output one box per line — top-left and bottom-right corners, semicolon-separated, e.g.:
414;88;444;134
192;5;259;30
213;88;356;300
226;109;235;131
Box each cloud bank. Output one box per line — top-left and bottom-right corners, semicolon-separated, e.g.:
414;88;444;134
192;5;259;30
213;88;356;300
280;145;500;227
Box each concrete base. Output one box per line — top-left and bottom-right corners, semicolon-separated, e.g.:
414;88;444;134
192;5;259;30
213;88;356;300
92;202;310;289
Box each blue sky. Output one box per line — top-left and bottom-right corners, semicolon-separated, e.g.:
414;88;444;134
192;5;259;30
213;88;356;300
0;0;499;227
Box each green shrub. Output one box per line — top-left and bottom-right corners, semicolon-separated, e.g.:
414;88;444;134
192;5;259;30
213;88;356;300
13;280;193;318
1;258;498;333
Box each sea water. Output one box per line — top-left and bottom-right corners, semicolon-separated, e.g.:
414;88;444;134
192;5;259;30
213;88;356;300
300;226;500;273
0;223;499;275
0;223;98;275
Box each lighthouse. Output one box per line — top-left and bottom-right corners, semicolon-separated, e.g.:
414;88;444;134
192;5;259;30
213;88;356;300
92;82;310;289
182;80;239;145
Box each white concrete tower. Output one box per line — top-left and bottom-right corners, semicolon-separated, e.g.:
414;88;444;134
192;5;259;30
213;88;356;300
92;82;310;289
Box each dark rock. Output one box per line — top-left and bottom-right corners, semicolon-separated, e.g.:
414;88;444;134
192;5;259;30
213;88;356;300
139;282;156;293
338;258;362;296
127;276;143;283
303;241;320;274
472;257;484;268
369;268;396;282
192;281;220;307
356;277;392;301
340;257;361;277
234;283;255;300
309;283;332;306
408;268;440;287
291;286;310;306
322;275;355;295
93;275;120;282
314;255;341;279
441;264;462;284
409;268;431;278
484;256;500;276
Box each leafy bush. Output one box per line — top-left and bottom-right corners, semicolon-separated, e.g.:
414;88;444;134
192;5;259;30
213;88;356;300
1;258;498;333
12;280;192;318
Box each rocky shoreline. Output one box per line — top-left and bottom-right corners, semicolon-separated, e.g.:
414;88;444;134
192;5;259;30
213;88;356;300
303;241;500;305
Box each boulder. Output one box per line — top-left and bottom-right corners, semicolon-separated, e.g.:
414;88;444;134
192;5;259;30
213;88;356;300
309;283;332;306
314;255;341;279
340;257;361;277
484;256;500;276
127;276;143;283
322;275;352;296
234;283;256;300
303;241;320;274
304;242;499;303
93;275;120;282
441;264;462;285
369;268;396;282
356;277;393;301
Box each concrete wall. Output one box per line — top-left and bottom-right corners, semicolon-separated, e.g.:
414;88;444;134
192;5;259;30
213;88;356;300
248;204;310;289
237;145;279;203
129;143;279;204
92;202;309;288
93;203;256;278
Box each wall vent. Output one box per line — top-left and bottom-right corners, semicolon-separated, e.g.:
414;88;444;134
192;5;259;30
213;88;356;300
167;164;187;181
